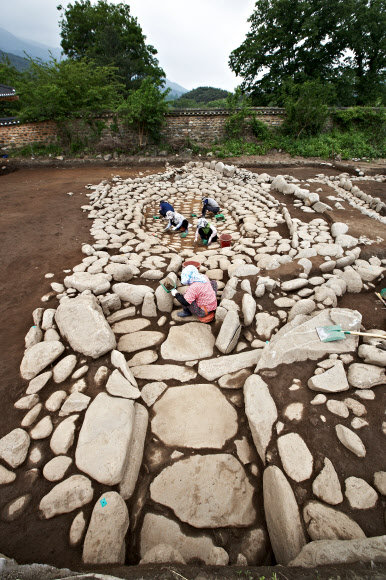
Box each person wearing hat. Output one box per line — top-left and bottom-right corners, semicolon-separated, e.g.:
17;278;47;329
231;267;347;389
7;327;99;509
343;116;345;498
194;217;218;246
171;265;218;321
164;210;189;234
159;200;174;218
201;196;220;217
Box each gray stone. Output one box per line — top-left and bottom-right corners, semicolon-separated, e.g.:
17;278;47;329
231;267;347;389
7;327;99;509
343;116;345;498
263;465;307;565
358;344;386;367
55;294;116;359
43;456;72;482
161;323;215;361
303;501;366;540
25;326;43;350
39;475;93;519
281;279;309;292
199;350;262;381
152;384;238;449
242;293;256;326
64;272;111;295
155;285;173;313
14;394;39;410
336;424;366;457
105;263;133;282
30;416;53;439
374;472;386;495
69;511;87;547
111;349;138;386
106;369;140;399
244;375;277;464
140;544;186;565
127;350;158;367
284;402;304;421
288;299;316;321
218;369;252;389
132;364;197;382
0;429;30;468
216;310;242;354
348;363;386;389
140;512;229;565
82;492;129;564
119;403;149;500
50;415;79;455
140;382;167;406
113;283;153;305
26;371;52;394
232;264;260;277
0;464;16;485
20;341;65;380
142;293;157;317
345;476;378;509
2;494;31;521
53;355;77;383
278;433;313;482
59;392;90;416
289;536;386;567
118;331;164;353
75;393;135;485
150;454;256;528
255;312;279;340
312;457;343;505
308;361;350;393
112;318;151;334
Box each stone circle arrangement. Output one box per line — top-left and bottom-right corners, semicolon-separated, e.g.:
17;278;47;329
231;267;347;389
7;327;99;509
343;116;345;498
1;160;386;571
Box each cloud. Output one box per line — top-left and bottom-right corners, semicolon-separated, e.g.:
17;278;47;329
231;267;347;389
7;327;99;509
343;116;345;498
1;0;256;91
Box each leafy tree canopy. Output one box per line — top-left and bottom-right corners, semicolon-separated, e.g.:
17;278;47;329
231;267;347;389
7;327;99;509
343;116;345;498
5;56;124;122
176;86;230;104
229;0;386;106
57;0;165;91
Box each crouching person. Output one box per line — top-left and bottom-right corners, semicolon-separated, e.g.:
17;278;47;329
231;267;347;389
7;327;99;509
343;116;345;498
171;265;217;323
195;217;218;246
164;210;189;234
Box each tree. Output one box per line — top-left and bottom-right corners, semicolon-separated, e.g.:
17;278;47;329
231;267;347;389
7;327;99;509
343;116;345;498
13;56;124;122
281;80;335;137
229;0;385;105
119;78;170;147
57;0;165;91
178;87;230;104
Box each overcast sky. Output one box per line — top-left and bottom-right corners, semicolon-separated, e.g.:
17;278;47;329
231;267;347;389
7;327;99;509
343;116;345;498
1;0;256;91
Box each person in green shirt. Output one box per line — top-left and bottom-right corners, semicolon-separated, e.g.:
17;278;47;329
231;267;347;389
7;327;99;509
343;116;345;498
194;217;218;246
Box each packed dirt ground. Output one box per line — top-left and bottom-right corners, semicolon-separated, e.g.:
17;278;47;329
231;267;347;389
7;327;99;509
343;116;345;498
0;160;385;578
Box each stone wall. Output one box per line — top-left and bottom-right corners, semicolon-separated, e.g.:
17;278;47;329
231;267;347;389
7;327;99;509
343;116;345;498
0;108;285;150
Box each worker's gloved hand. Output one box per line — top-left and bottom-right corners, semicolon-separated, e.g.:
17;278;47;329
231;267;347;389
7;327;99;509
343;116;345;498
173;227;179;231
171;289;177;296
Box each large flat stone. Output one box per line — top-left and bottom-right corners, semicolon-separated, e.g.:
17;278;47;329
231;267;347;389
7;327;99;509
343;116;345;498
82;491;129;564
0;429;30;468
308;361;349;393
161;323;215;361
140;512;229;565
303;501;366;540
289;536;386;567
75;393;135;485
39;475;93;519
118;331;164;353
263;466;307;565
244;375;277;464
277;433;314;482
312;457;343;505
64;272;111;295
112;283;153;305
198;350;262;381
150;454;256;528
256;309;361;370
347;363;386;389
55;294;116;359
20;341;65;380
131;364;197;382
152;384;238;449
119;403;149;500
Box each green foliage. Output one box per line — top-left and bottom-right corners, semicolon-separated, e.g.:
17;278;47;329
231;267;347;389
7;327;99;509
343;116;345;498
282;80;335;137
204;98;228;109
177;86;229;104
250;117;271;140
229;0;386;106
12;56;124;122
171;98;199;109
224;87;253;138
8;143;63;157
57;0;164;91
119;77;171;147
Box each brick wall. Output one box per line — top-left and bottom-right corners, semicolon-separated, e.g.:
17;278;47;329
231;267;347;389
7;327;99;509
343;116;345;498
0;108;286;150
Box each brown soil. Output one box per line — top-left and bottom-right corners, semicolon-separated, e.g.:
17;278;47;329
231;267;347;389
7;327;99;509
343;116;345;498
0;164;385;574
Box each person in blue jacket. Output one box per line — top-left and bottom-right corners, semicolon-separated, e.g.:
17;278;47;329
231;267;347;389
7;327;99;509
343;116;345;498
159;200;174;218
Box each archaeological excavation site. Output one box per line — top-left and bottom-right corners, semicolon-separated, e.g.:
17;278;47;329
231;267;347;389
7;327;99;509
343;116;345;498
0;160;385;580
